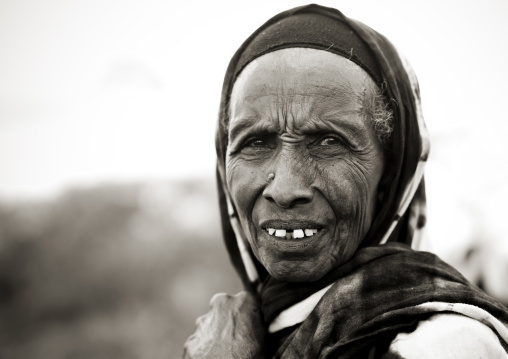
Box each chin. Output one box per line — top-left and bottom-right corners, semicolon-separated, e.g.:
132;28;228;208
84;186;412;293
265;260;330;283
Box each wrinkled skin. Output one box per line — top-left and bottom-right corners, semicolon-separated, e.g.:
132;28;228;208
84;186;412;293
184;49;386;358
226;48;385;282
183;291;265;359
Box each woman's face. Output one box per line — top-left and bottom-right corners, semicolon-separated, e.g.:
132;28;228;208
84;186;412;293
226;48;385;282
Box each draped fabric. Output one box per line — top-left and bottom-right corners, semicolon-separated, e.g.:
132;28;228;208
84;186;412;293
262;243;508;358
214;3;508;358
215;3;429;292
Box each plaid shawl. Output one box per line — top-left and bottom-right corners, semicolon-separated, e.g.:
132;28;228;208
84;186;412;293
214;4;508;357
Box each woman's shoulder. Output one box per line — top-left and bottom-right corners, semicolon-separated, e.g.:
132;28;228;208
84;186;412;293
383;313;508;358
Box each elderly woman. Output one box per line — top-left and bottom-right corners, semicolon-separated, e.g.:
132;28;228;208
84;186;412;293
184;4;508;358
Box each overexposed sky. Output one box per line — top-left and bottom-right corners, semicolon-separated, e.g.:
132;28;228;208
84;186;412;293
1;0;507;203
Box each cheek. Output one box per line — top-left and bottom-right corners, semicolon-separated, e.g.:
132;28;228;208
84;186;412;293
318;159;380;236
226;157;265;232
318;164;360;215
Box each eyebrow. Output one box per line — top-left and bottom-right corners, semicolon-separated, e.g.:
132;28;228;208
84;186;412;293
229;111;368;144
228;115;277;144
303;114;369;145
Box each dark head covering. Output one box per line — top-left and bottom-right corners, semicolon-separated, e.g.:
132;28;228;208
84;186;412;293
215;3;429;290
233;11;383;85
213;5;508;358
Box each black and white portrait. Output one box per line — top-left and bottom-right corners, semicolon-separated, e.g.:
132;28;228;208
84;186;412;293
1;1;507;358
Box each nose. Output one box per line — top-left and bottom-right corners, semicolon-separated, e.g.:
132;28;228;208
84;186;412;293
263;154;314;208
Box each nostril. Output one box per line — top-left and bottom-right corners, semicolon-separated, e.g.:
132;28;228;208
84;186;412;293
263;186;313;208
263;193;276;205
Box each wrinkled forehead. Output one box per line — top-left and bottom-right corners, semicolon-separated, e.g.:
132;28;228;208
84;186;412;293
229;48;378;123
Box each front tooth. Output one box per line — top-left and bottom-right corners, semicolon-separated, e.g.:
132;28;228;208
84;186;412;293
268;228;275;235
293;229;304;238
275;229;286;237
285;232;292;239
304;229;314;237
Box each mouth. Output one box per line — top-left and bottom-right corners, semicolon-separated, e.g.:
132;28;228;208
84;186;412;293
260;220;324;240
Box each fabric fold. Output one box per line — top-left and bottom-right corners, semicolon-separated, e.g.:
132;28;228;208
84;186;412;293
214;3;508;358
264;243;508;358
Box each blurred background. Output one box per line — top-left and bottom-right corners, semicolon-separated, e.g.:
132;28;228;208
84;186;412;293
1;0;507;357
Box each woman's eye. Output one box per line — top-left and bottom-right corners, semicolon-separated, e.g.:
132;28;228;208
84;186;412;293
237;138;272;154
247;139;268;147
318;136;342;146
236;137;274;155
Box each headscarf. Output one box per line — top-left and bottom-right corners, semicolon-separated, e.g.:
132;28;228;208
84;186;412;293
214;4;508;357
215;2;429;295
